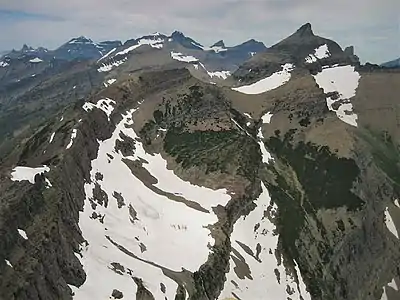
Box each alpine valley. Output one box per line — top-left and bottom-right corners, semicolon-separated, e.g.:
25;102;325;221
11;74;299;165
0;23;400;300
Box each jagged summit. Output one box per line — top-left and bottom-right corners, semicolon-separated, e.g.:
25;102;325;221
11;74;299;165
294;23;314;37
211;40;225;48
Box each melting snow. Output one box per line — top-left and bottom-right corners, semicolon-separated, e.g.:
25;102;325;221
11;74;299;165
313;65;360;127
66;129;77;150
18;229;28;240
219;183;310;300
73;107;231;299
232;63;294;94
29;57;43;63
305;44;330;63
207;70;231;80
170;51;198;63
5;260;12;268
11;165;50;184
257;128;273;163
385;207;399;238
0;61;9;67
261;112;273;124
97;58;127;72
49;132;55;143
82;98;116;120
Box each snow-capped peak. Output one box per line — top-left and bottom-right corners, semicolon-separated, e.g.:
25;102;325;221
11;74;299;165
68;36;94;44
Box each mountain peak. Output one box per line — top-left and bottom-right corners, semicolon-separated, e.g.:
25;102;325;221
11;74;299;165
294;23;314;37
68;36;93;44
211;40;225;48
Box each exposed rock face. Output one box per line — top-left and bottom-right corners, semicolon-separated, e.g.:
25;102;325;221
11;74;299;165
0;24;400;300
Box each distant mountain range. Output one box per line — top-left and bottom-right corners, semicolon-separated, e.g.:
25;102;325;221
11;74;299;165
0;31;267;63
381;57;400;68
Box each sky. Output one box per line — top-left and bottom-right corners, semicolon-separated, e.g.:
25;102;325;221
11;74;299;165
0;0;399;63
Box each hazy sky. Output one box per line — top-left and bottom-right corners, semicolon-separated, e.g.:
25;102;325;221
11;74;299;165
0;0;399;63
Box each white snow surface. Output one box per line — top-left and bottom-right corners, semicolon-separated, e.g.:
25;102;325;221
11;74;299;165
98;47;116;62
66;129;77;150
82;98;116;120
218;183;310;300
261;112;273;124
5;260;12;268
113;38;164;58
103;78;117;87
202;46;228;53
381;278;399;300
11;165;50;184
49;132;55;143
0;61;9;67
60;116;64;122
207;70;231;80
18;229;28;240
97;58;127;72
244;113;252;119
395;199;400;208
170;51;198;63
305;44;330;63
313;65;360;127
73;107;231;299
29;57;43;63
257;128;273;163
385;207;399;238
232;63;294;94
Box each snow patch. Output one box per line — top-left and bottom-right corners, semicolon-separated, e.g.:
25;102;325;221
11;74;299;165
49;132;55;143
0;61;9;67
98;48;116;62
244;113;252;119
45;178;53;189
219;183;310;300
207;70;231;80
11;165;50;184
97;58;127;72
395;199;400;208
104;78;117;87
312;65;360;127
5;260;12;268
113;38;164;58
232;63;294;94
74;107;231;299
261;112;273;124
385;207;399;238
83;98;116;120
29;57;43;63
60;116;64;122
170;51;198;63
305;44;330;63
66;129;77;150
18;229;28;240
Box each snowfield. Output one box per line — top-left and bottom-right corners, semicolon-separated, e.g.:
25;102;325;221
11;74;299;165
305;44;330;63
98;47;116;62
218;183;310;300
170;51;198;63
11;165;50;184
72;106;231;299
232;63;294;94
313;65;360;127
83;98;116;120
